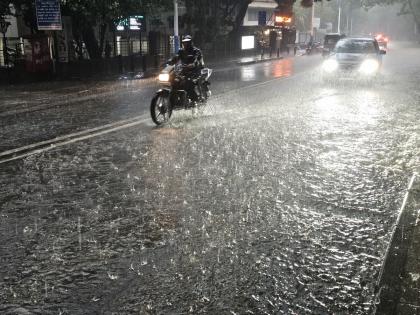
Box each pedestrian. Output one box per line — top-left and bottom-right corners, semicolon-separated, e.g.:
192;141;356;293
105;40;112;59
68;40;77;62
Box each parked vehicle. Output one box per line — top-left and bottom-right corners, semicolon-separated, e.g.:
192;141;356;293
322;33;346;57
150;63;212;125
306;41;323;55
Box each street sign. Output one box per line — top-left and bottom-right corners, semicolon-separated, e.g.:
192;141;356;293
258;11;267;26
116;16;145;31
0;18;10;34
130;16;145;31
241;36;255;50
35;0;62;31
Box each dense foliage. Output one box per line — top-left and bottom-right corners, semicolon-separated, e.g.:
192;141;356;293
363;0;420;28
1;0;354;58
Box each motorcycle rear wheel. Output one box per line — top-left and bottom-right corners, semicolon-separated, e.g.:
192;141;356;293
151;94;172;125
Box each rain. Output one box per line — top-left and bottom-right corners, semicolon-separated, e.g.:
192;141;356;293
1;0;420;314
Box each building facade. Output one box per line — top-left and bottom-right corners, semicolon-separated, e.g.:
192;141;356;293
243;0;278;27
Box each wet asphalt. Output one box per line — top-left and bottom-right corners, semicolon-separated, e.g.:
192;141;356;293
0;43;419;314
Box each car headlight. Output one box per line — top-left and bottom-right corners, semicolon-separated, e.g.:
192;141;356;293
158;73;170;82
322;59;339;73
359;59;379;75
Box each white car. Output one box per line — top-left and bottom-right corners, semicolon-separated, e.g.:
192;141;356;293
322;37;386;81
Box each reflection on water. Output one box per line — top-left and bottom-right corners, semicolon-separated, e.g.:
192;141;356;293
272;58;294;78
312;88;381;173
1;55;418;314
263;58;294;78
241;58;295;82
240;66;256;81
314;88;380;125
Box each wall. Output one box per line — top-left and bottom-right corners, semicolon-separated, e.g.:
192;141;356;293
243;0;278;27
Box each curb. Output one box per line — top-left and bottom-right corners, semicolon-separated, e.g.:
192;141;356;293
0;72;159;118
0;57;286;117
237;56;284;65
375;173;420;314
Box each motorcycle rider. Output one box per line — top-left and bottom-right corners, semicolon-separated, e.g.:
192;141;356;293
170;35;203;106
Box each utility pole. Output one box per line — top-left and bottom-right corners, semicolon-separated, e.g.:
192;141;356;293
346;16;349;34
174;0;180;53
0;18;10;67
337;0;342;34
310;2;315;36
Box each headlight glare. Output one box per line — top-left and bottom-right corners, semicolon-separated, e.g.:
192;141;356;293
322;59;339;73
359;59;379;75
158;73;170;82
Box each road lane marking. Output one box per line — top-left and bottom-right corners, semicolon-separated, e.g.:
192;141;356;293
0;115;149;158
0;58;311;118
0;81;157;118
0;68;311;163
0;116;149;164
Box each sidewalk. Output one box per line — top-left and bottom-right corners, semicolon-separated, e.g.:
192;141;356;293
236;54;283;65
0;53;289;117
375;173;420;314
0;78;151;117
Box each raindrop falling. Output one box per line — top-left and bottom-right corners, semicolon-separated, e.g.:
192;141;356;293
78;217;82;251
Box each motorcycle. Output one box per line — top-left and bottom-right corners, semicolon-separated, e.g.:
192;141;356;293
150;63;212;125
306;41;323;55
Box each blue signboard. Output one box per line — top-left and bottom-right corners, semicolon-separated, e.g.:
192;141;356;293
36;0;62;30
258;11;267;26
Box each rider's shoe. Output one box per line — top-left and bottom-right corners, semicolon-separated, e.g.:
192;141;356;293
188;101;198;108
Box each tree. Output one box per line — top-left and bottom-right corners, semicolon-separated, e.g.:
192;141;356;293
6;0;172;59
362;0;420;38
0;3;12;18
61;0;171;59
182;0;254;47
181;0;299;50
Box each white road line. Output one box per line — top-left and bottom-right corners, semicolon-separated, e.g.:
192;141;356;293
0;69;309;163
0;115;148;158
213;71;305;99
0;117;150;164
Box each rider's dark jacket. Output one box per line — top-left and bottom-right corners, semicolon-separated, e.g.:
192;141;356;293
171;46;203;74
170;45;203;102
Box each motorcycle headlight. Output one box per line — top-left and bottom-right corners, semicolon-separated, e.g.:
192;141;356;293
158;73;170;82
322;59;339;73
359;59;379;75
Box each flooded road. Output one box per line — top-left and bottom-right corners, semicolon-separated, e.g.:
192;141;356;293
0;55;315;153
0;44;419;314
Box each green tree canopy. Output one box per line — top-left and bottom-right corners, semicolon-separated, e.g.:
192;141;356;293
181;0;298;49
6;0;171;58
362;0;420;35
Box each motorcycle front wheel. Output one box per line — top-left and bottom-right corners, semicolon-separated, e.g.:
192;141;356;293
150;94;172;125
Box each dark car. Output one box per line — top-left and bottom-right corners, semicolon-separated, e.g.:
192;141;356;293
321;37;386;81
322;33;346;56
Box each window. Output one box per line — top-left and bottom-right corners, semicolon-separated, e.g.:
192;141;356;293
335;39;376;54
248;10;258;22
